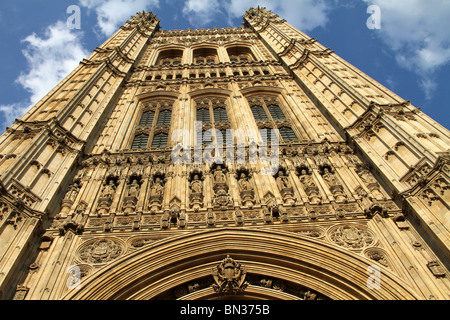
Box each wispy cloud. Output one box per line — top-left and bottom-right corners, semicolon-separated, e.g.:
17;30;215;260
79;0;160;37
363;0;450;99
0;21;89;130
182;0;221;26
226;0;332;31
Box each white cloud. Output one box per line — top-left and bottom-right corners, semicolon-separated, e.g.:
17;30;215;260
363;0;450;99
17;21;89;105
79;0;160;37
182;0;221;26
226;0;332;31
0;21;89;131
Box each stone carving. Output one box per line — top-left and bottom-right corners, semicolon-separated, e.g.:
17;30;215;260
427;261;446;278
238;171;255;207
364;248;389;267
356;166;384;199
328;224;375;249
275;169;295;205
259;278;286;291
0;202;10;220
149;175;165;213
78;239;124;264
101;179;116;199
97;178;117;216
189;172;204;211
123;177;141;215
212;255;248;295
235;208;244;226
212;165;233;209
64;182;80;203
298;168;321;204
321;166;347;202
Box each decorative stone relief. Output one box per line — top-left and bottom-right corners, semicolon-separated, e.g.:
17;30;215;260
275;168;296;205
364;247;389;268
327;224;375;250
189;170;204;211
77;238;125;265
211;255;249;295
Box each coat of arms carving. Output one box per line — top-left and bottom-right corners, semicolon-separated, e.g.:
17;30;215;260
211;255;248;295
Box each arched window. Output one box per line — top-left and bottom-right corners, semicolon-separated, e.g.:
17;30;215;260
227;47;255;63
151;133;168;148
193;48;218;64
251;106;269;121
157;110;172;126
279;127;297;141
267;104;286;120
131;134;149;149
259;127;272;143
213;107;228;122
197;108;211;123
139;110;155;126
157;49;183;66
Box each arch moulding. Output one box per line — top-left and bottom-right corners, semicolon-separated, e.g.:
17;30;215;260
63;228;421;300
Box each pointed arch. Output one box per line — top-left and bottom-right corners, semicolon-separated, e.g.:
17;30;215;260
63;228;421;300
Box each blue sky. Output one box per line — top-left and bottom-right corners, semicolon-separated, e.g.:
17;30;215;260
0;0;449;133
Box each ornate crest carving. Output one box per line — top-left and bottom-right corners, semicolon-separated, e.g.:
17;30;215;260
212;255;248;295
77;238;124;265
328;224;375;249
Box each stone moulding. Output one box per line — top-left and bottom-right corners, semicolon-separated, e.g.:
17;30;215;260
63;228;420;300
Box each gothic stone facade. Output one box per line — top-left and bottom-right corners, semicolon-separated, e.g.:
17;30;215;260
0;8;449;300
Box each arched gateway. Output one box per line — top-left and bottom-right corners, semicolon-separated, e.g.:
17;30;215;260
63;228;419;300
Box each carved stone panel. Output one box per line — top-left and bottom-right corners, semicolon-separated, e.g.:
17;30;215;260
77;238;125;265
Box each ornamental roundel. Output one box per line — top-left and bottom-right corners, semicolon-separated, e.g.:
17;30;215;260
76;238;125;265
327;224;376;250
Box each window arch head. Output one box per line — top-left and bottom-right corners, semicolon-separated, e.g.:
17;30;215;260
267;104;286;120
151;133;168;148
157;49;183;66
131;134;149;149
157;109;172;126
213;107;228;123
197;108;211;123
251;105;269;121
193;48;218;64
227;46;255;63
139;110;155;126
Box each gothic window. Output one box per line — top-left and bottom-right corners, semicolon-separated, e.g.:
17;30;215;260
217;128;233;145
151;133;168;148
213;107;228;123
194;98;230;147
157;110;172;126
193;48;218;64
131;100;174;150
157;49;183;66
197;108;211;123
259;127;272;143
267;104;286;120
139;110;155;127
131;134;149;149
197;130;212;146
279;127;297;141
227;47;255;63
251;106;269;121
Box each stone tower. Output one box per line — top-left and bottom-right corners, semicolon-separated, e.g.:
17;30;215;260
0;8;448;300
